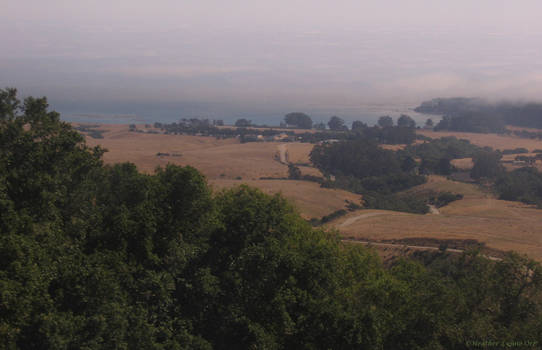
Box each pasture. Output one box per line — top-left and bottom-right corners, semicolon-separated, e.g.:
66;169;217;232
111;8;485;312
79;124;542;260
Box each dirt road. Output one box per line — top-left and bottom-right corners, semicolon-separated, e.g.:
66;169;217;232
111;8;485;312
338;212;389;228
341;239;502;261
277;144;288;164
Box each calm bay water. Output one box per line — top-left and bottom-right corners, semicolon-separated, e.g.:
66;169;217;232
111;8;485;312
59;100;440;127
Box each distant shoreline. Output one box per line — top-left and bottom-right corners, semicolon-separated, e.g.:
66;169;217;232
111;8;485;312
60;103;441;126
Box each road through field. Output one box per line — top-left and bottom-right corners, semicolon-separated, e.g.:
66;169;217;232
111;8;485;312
277;144;288;164
339;212;389;227
341;239;502;261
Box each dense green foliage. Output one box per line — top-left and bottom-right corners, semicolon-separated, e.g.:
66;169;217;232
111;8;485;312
429;192;464;208
310;139;428;212
501;148;529;155
435;113;507;133
235;118;252;127
377;115;394;128
363;192;430;214
154;117;416;145
351;120;367;130
416;97;542;131
470;151;504;180
397;114;416;128
284;112;313;129
287;164;301;179
2;89;542;348
327;116;347;131
311;139;425;192
495;167;542;206
406;137;482;175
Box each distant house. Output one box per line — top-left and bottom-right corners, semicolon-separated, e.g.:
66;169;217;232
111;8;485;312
273;133;290;141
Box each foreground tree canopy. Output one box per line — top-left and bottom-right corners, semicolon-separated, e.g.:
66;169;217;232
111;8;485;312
1;88;542;349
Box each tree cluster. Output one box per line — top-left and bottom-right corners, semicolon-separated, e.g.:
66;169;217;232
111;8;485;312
284;112;312;129
406;137;482;175
495;167;542;207
310;139;427;212
416;97;542;131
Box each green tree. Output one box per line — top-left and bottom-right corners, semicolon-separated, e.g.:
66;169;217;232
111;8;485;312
471;150;504;179
288;164;302;179
284;112;312;129
378;115;394;127
313;122;326;130
235;118;252;127
328;115;347;131
397;114;416;128
351;120;367;130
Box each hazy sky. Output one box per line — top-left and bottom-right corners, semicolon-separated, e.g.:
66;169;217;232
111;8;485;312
2;0;542;122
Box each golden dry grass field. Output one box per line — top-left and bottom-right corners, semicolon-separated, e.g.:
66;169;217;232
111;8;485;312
78;124;542;260
330;176;542;260
82;124;286;178
78;124;358;219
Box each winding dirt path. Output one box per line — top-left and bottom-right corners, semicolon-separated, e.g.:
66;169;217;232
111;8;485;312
339;212;389;228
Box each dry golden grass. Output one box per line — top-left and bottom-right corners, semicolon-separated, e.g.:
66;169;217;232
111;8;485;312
330;176;542;260
80;125;542;260
418;129;542;151
79;124;351;219
82;124;288;178
450;158;474;170
405;175;488;199
210;179;361;219
284;143;314;164
379;144;407;151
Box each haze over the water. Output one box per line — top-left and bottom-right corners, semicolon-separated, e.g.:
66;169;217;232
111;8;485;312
2;0;542;124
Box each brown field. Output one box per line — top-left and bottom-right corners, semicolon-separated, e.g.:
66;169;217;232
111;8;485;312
82;124;287;178
79;124;542;260
330;176;542;260
450;158;474;170
284;143;314;164
418;129;542;151
78;124;359;219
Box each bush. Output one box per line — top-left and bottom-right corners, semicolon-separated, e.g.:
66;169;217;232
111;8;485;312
501;148;529;154
363;192;430;214
320;209;348;224
495;167;542;206
429;192;463;208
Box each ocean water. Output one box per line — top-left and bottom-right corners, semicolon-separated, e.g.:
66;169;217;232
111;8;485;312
58;100;440;127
